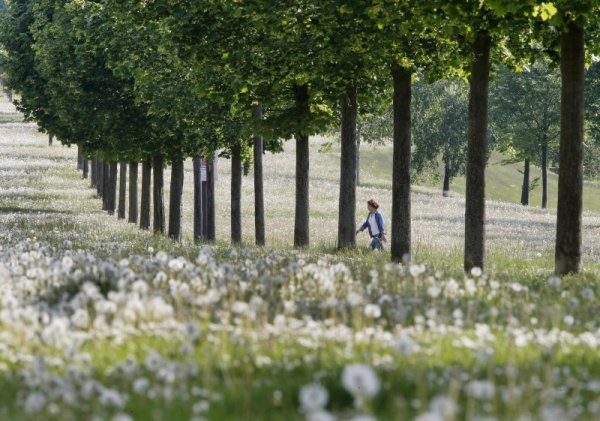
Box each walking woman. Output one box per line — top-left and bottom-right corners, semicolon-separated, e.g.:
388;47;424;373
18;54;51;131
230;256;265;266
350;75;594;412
356;199;387;250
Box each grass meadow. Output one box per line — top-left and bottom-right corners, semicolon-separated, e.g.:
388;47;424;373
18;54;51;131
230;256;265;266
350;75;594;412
2;96;600;420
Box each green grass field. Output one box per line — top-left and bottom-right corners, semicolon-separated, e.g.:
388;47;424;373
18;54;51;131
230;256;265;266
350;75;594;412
2;97;600;420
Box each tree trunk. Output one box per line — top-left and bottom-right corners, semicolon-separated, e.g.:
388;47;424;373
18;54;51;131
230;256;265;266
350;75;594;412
356;124;361;187
391;65;412;262
243;160;250;176
102;161;110;210
293;84;310;247
118;162;127;219
521;159;530;206
153;155;165;234
338;86;358;249
82;159;89;179
193;156;203;241
206;157;216;241
231;143;243;244
77;146;83;170
443;162;451;197
107;161;118;215
555;22;585;275
48;134;53;146
91;155;97;188
140;159;151;230
464;32;491;273
168;158;185;241
253;105;265;246
128;161;138;224
541;143;548;209
97;159;104;198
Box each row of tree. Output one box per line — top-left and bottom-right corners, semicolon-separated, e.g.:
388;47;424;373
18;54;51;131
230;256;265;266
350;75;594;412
367;62;600;209
1;1;599;275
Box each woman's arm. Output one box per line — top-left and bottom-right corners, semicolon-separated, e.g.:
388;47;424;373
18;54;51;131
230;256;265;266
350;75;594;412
356;217;369;234
375;213;385;235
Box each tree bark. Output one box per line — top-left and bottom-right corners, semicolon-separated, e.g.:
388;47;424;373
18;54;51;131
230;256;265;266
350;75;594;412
97;159;104;198
82;159;89;179
77;146;83;170
555;22;585;275
541;143;548;209
102;161;110;210
140;159;151;230
356;124;361;187
91;155;97;188
153;155;165;234
443;162;451;197
118;162;127;219
128;162;138;224
293;84;310;247
231;143;243;244
521;159;530;206
391;65;412;262
107;161;118;215
338;85;358;249
168;158;185;241
464;32;491;272
193;156;203;241
253;104;265;246
243;160;250;176
48;134;53;146
206;157;216;241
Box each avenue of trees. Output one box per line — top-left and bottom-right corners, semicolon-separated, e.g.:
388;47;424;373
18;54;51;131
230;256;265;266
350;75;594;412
1;0;599;275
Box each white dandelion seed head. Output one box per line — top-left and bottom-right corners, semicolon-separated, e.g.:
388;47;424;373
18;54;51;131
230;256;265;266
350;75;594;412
363;304;381;319
299;383;329;413
470;267;483;277
548;276;561;287
341;364;381;399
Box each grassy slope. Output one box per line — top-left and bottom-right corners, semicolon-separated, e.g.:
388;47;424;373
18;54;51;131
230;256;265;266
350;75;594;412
360;143;600;212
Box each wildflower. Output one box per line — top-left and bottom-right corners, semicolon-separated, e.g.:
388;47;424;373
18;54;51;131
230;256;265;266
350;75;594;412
155;251;168;263
133;377;150;394
341;364;381;399
395;335;417;355
582;288;595;300
272;390;283;406
467;380;495;400
299;383;329;413
145;351;162;371
61;256;74;270
363;304;381;319
168;258;185;272
192;400;210;414
307;410;336;421
413;412;444;421
471;267;483;277
409;264;426;277
231;301;250;315
564;315;575;326
430;395;457;418
427;285;441;298
184;322;201;341
24;392;46;414
547;276;561;287
99;388;126;408
347;292;364;306
71;308;90;329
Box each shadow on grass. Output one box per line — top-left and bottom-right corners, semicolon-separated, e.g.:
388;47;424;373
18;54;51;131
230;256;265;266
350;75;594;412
0;205;72;215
